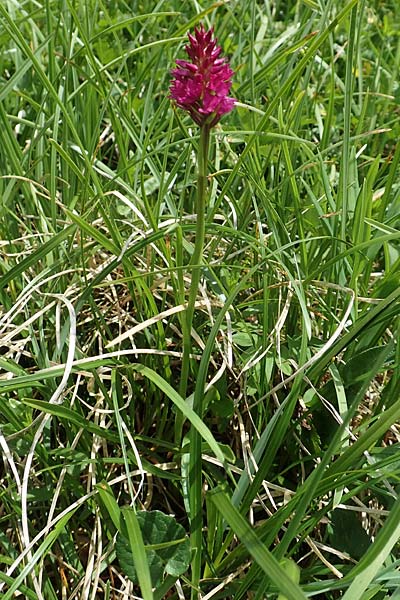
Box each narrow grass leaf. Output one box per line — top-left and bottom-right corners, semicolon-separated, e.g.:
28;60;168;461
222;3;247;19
342;495;400;599
121;507;153;600
209;486;307;600
132;364;228;465
2;510;75;600
96;481;121;532
0;225;75;289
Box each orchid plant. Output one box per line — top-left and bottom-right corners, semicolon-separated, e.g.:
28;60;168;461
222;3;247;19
170;24;235;402
170;24;235;598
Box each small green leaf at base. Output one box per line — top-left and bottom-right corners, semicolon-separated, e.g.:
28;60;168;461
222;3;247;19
116;509;190;588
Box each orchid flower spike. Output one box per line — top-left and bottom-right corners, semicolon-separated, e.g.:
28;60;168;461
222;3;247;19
170;24;235;127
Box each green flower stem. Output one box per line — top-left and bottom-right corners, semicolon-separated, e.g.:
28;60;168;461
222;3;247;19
186;123;211;600
174;124;211;597
176;124;211;438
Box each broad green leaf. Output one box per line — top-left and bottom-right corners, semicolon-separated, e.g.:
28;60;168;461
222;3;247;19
117;535;162;590
116;510;190;588
330;509;371;560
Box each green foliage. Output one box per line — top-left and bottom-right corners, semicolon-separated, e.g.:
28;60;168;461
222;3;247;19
116;510;190;587
329;509;371;560
0;0;399;598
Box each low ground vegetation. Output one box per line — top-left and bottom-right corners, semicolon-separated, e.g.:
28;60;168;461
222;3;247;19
0;1;399;598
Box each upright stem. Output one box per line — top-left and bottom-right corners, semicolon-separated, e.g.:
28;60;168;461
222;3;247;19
190;124;211;268
176;125;211;438
174;125;211;597
187;124;210;599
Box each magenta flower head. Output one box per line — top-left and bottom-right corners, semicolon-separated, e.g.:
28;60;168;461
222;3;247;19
170;24;235;127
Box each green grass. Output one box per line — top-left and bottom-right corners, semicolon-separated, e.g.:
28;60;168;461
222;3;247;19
0;0;400;598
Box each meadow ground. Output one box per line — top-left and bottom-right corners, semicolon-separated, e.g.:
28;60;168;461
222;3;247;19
0;1;400;598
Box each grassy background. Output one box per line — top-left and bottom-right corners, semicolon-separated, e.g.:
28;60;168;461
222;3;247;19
0;0;400;598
